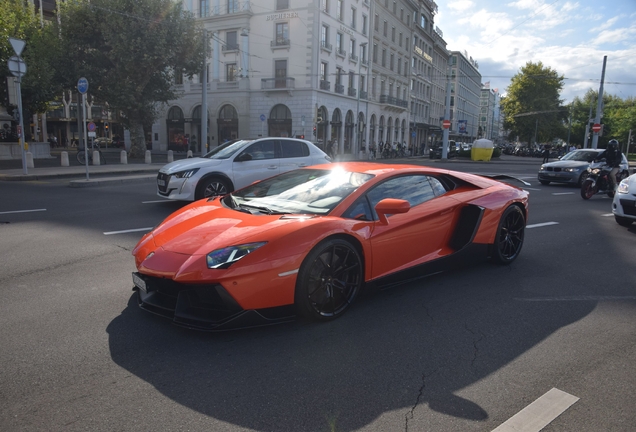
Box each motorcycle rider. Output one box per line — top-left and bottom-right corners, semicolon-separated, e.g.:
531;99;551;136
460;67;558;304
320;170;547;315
595;139;623;190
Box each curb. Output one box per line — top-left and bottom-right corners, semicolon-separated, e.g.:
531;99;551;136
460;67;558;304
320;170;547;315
68;175;157;188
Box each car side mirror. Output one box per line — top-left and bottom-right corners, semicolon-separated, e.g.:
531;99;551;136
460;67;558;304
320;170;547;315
375;198;410;225
236;153;252;162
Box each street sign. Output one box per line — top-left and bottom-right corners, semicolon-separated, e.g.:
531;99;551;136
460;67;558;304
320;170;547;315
88;131;96;138
77;77;89;94
87;122;96;132
9;38;25;57
7;56;27;78
592;123;601;133
260;114;266;122
442;120;451;129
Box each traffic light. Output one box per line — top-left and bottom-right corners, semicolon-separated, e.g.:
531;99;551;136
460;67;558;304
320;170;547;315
313;126;316;136
104;122;109;131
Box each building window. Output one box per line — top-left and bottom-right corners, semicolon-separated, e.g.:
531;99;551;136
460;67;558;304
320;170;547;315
351;7;356;28
228;0;239;13
350;39;356;57
336;32;343;54
174;68;183;85
275;22;289;45
336;67;343;86
397;57;401;74
337;0;343;20
361;43;367;63
321;0;329;13
399;32;402;47
373;43;378;63
391;27;395;42
226;63;237;81
362;15;368;35
226;30;238;50
390;53;394;71
349;71;355;89
421;14;426;28
382;49;386;67
374;14;379;31
199;0;208;17
320;62;328;81
276;0;289;10
321;25;329;48
400;8;403;21
275;60;287;87
383;21;387;37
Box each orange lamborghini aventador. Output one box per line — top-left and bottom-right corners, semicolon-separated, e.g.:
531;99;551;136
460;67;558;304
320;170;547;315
132;162;529;331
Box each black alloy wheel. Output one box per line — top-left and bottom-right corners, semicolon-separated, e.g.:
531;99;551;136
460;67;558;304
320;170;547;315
295;238;363;321
491;205;525;265
197;177;230;200
580;179;596;200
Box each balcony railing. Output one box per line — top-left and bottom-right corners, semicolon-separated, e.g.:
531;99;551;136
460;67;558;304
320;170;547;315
200;1;252;18
361;58;368;66
360;90;368;100
320;80;331;90
321;41;332;51
336;48;346;57
380;94;409;108
335;84;344;94
261;77;295;90
348;87;357;97
222;44;239;51
271;38;290;47
349;54;358;62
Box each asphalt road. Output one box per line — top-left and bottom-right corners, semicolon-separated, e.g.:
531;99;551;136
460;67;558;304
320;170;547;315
1;160;635;432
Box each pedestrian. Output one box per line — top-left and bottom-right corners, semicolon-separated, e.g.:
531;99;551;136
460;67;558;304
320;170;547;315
569;144;576;153
331;139;338;159
542;144;551;163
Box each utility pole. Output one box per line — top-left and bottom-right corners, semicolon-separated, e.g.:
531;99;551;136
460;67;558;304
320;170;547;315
441;57;452;159
200;28;208;154
583;103;593;149
591;56;607;149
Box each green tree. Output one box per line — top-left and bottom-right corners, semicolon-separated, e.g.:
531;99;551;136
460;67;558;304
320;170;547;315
53;0;206;157
500;62;567;146
1;0;61;127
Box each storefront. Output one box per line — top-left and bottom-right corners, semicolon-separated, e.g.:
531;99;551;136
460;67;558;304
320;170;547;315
268;104;292;137
217;104;238;144
166;106;185;151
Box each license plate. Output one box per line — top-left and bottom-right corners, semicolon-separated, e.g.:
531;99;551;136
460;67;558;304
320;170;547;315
157;179;166;187
132;273;147;293
548;173;555;176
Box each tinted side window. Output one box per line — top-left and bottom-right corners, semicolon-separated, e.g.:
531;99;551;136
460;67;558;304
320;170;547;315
367;175;436;217
280;140;309;158
239;140;276;160
342;197;374;221
428;177;447;196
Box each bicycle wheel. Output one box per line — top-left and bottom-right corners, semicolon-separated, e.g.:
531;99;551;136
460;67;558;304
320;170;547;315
77;151;86;165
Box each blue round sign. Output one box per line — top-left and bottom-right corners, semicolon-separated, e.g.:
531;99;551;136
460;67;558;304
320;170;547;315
77;77;89;94
260;114;266;122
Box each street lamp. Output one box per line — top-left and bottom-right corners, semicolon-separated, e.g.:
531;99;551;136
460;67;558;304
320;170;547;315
354;42;368;158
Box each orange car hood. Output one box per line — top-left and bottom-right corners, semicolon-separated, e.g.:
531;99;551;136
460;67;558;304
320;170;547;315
150;202;294;256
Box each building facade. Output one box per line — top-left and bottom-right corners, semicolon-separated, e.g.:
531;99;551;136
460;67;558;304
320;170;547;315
449;50;481;144
479;83;499;141
156;0;452;157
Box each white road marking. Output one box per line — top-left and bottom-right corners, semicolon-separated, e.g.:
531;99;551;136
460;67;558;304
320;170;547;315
142;200;169;204
526;222;559;229
602;213;614;217
0;208;47;215
104;227;153;236
552;192;575;195
492;388;579;432
523;188;542;191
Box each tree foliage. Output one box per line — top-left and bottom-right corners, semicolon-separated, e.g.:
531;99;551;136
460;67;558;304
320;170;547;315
500;62;567;146
0;0;61;120
53;0;207;156
568;90;636;152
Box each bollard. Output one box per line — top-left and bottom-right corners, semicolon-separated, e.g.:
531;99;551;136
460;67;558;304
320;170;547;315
187;150;193;158
120;150;128;164
92;150;100;165
26;152;34;168
61;151;69;167
145;150;152;164
167;150;174;163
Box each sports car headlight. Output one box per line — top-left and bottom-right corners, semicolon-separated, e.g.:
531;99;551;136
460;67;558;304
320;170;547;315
540;165;546;170
173;168;200;179
206;242;267;269
617;180;629;194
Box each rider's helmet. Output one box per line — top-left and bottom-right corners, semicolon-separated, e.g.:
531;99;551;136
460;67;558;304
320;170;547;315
608;139;619;150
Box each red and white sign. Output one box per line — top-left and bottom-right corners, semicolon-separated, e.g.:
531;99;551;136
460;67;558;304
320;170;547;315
442;120;451;129
592;123;601;133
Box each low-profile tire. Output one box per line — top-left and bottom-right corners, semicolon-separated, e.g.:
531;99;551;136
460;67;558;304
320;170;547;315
491;205;525;265
295;238;363;321
577;171;588;187
196;176;231;200
580;179;595;200
615;215;634;227
539;180;550;185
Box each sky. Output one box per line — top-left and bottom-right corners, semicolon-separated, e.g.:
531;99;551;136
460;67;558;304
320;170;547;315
435;0;636;103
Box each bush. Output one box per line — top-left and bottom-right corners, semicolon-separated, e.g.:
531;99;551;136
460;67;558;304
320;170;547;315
492;147;501;158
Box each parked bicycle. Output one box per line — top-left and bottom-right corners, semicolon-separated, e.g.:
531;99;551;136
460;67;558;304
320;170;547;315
76;141;107;165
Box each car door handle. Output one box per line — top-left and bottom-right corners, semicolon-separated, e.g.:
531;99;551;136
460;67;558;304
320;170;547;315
297;163;309;167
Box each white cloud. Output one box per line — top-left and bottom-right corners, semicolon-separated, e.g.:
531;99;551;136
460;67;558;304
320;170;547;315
448;0;475;12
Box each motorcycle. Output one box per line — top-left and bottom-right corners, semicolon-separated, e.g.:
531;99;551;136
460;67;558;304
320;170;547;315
580;160;626;200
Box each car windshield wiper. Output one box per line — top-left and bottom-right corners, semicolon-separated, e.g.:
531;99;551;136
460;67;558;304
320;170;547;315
239;203;288;215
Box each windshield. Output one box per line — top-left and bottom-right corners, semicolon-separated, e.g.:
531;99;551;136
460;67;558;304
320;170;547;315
202;140;251;159
560;150;600;162
228;168;375;215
